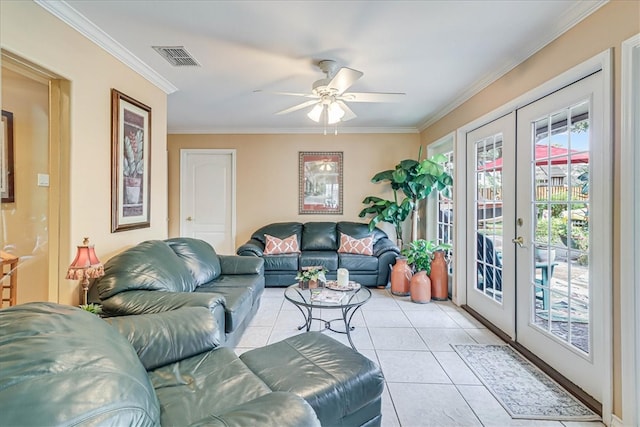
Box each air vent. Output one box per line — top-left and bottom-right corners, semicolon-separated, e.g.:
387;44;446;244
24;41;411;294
152;46;200;67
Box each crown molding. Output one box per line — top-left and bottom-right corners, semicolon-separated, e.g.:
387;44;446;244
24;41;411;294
417;0;608;132
168;126;419;135
33;0;178;94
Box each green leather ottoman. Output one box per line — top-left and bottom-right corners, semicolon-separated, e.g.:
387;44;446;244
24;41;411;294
240;332;384;427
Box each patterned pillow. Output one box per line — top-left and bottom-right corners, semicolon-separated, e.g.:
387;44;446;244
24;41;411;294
338;233;374;256
264;234;300;255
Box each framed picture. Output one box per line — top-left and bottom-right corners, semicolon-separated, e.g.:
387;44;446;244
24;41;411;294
111;89;151;232
299;151;343;214
1;110;15;203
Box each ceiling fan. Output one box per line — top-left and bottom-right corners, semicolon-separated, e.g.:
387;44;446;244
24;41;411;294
257;60;405;125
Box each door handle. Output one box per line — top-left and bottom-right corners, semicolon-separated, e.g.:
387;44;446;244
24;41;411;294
186;216;193;222
512;236;524;247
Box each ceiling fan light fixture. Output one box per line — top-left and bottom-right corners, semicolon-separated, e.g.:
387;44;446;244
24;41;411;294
327;101;345;124
307;104;324;122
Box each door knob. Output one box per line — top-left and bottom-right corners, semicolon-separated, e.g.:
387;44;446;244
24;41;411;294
186;216;193;221
512;236;524;247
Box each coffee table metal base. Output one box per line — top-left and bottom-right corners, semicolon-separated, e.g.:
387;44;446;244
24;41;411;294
293;304;364;350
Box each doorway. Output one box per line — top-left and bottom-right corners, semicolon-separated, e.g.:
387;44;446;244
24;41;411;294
180;149;236;254
1;54;66;305
464;71;608;405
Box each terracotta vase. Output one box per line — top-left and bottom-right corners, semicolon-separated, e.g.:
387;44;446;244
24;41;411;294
430;251;449;301
390;257;412;296
410;271;431;303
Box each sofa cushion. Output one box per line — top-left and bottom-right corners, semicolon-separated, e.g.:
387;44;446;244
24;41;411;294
150;347;273;426
0;303;160;426
263;254;299;271
252;222;303;245
166;237;222;284
338;233;374;255
338;221;388;245
301;222;338;251
196;280;254;333
300;251;338;271
339;253;379;271
105;307;220;370
96;240;195;299
264;234;300;255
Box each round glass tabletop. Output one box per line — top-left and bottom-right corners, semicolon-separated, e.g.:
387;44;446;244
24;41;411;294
284;283;372;309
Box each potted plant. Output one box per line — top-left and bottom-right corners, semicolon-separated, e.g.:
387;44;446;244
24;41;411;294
358;194;412;248
296;266;328;289
359;148;453;246
401;239;451;303
79;303;103;316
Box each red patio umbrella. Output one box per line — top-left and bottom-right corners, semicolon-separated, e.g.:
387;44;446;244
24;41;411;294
479;144;589;171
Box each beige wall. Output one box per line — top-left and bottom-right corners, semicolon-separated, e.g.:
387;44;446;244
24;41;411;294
420;0;640;418
1;67;49;304
1;1;169;305
168;133;420;246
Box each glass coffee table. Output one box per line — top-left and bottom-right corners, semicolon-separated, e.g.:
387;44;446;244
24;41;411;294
284;283;371;351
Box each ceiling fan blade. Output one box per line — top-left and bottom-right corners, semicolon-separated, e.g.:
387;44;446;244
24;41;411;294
275;99;319;115
336;101;357;122
340;92;406;103
254;89;317;98
327;67;363;94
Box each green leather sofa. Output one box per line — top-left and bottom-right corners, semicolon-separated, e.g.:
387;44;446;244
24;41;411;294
0;303;384;426
237;221;400;287
88;237;264;347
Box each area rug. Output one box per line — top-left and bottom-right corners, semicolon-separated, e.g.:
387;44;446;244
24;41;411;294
453;344;600;421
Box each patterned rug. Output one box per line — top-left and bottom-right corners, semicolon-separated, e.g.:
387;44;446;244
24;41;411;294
453;344;600;421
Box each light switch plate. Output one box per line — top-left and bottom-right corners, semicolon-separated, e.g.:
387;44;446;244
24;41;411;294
37;173;50;187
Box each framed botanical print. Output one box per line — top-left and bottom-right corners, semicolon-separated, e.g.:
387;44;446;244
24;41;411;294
111;89;151;232
299;151;343;214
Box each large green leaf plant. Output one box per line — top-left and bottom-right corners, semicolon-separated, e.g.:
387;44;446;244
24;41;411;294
359;148;453;246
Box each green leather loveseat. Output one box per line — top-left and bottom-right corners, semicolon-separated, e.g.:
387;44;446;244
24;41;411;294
237;221;400;287
88;237;264;347
0;302;384;426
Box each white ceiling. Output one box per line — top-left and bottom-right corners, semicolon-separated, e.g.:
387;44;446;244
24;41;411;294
45;1;604;134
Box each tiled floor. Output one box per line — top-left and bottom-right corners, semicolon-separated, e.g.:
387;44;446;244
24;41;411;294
234;287;604;427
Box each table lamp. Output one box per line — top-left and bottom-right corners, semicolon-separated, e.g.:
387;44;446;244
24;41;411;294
66;237;104;305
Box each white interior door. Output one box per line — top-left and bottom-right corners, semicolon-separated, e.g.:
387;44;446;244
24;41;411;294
180;149;236;254
515;72;606;401
466;113;516;338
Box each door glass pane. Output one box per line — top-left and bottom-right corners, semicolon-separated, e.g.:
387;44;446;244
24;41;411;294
475;134;503;303
437;150;454;281
531;100;590;354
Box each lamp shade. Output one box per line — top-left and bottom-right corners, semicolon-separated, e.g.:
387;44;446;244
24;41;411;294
327;102;345;124
66;238;104;281
307;104;324;122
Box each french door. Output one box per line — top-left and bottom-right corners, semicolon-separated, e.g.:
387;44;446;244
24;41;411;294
466;72;606;401
515;72;605;401
466;113;516;338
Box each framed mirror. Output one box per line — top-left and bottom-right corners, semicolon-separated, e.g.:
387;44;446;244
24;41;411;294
299;151;343;214
1;110;15;203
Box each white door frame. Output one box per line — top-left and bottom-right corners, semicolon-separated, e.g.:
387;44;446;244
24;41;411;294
453;50;613;423
619;33;640;427
179;149;237;252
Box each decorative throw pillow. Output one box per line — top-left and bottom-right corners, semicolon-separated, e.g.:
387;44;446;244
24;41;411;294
338;233;374;256
264;234;300;255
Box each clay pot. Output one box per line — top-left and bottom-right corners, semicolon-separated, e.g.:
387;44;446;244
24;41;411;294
391;257;412;296
430;250;448;301
410;271;431;303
